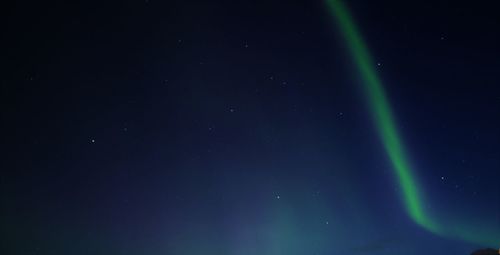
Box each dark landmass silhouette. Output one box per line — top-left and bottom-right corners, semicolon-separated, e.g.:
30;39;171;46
471;248;498;255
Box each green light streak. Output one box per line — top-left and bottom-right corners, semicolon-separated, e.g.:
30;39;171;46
324;0;437;232
325;0;499;247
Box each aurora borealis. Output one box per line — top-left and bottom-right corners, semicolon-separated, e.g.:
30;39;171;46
325;0;435;230
2;0;500;254
326;0;500;247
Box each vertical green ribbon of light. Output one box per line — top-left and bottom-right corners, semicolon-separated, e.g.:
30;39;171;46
324;0;441;234
325;0;500;247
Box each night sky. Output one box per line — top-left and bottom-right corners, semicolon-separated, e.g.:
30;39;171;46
2;0;499;254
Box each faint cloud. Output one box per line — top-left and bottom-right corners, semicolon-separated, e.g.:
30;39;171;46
349;237;403;254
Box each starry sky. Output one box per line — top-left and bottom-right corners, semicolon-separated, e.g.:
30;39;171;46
2;0;499;254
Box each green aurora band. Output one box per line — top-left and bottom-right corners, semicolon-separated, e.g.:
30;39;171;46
325;0;499;247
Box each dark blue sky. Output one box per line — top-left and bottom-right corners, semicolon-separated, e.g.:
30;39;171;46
2;0;499;254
